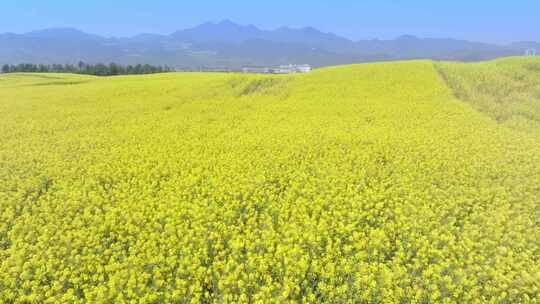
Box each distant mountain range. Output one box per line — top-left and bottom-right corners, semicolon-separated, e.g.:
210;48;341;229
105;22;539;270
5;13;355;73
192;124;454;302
1;20;538;68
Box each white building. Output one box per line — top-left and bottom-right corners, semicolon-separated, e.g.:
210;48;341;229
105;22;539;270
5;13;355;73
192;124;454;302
525;48;537;56
242;64;312;74
278;64;312;73
242;67;271;73
295;64;312;73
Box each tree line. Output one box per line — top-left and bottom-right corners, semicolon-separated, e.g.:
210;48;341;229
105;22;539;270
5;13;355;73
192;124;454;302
1;62;174;76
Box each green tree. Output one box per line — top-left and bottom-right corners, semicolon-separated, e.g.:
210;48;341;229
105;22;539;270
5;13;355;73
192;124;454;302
109;63;120;75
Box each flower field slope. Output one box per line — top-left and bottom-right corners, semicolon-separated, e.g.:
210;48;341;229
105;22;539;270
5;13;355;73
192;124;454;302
436;56;540;135
1;61;539;303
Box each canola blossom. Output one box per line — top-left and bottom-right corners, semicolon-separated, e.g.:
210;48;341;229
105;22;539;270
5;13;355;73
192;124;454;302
436;57;540;134
1;59;539;303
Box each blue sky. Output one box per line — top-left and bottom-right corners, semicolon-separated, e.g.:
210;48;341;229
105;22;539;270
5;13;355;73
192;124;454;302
2;0;539;43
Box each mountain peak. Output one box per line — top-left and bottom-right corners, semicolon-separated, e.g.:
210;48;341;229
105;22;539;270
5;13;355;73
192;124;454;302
196;20;243;29
396;34;419;41
218;19;237;26
173;20;263;43
25;27;100;40
302;26;320;33
28;27;83;34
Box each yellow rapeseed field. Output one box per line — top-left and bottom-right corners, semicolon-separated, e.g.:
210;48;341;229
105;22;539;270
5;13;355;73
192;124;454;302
1;59;539;303
436;57;540;134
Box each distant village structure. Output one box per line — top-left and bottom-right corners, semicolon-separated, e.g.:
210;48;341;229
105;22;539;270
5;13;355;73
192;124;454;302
174;64;313;74
525;48;537;56
242;64;312;74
